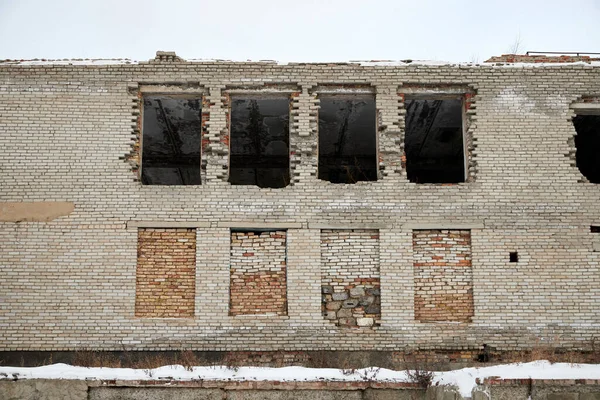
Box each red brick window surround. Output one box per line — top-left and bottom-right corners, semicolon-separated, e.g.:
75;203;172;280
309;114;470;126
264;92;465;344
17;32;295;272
229;230;288;316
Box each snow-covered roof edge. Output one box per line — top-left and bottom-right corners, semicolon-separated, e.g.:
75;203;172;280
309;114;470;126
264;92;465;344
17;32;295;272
1;56;599;67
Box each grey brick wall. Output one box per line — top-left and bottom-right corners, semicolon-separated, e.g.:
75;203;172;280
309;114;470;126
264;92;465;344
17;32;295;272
0;58;599;351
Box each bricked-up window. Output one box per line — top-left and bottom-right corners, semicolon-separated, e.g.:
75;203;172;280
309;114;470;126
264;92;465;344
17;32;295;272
413;229;473;322
321;229;381;327
572;115;600;183
318;94;377;183
135;228;196;318
405;98;465;183
142;96;202;185
229;230;287;316
229;96;290;188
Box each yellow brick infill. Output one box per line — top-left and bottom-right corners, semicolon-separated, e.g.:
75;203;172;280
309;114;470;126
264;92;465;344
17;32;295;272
136;228;196;318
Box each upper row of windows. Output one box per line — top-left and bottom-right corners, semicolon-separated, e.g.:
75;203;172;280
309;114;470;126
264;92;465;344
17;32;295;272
141;93;600;187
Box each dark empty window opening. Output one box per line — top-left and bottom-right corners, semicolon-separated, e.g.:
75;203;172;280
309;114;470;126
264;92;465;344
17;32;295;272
405;98;465;183
509;252;519;263
591;226;600;233
573;115;600;183
318;94;377;183
229;96;290;188
142;96;202;185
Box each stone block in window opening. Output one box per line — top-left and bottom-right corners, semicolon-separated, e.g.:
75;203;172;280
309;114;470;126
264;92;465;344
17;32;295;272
142;96;202;185
405;98;465;183
229;96;290;188
135;228;196;318
572;115;600;183
413;229;473;322
321;229;381;327
230;230;287;316
318;94;377;183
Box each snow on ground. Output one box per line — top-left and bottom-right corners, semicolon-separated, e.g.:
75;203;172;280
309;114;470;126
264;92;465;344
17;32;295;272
434;361;600;397
1;361;599;398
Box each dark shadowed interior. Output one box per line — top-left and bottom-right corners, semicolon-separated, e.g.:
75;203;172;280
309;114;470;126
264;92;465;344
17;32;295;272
229;96;290;188
573;115;600;183
142;96;202;185
404;98;465;183
318;94;377;183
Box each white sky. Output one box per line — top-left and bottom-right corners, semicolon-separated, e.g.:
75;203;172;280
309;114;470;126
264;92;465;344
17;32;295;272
1;0;599;63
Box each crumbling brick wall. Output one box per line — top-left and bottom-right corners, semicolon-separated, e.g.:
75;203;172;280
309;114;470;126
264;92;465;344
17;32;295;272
230;231;287;316
413;230;473;322
1;55;600;352
321;229;381;327
135;228;196;318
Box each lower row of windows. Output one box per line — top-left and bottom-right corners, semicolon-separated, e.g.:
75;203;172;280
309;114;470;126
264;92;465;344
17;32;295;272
135;227;474;326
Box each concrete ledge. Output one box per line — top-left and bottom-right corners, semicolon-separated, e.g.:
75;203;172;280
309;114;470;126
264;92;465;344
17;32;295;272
308;223;389;230
473;378;600;400
572;103;600;115
126;221;210;229
138;84;207;94
89;380;422;390
217;221;302;229
0;379;88;400
403;222;484;230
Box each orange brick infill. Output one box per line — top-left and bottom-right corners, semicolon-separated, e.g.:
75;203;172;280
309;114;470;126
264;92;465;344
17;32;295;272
413;229;473;322
92;379;423;390
135;228;196;318
230;230;287;316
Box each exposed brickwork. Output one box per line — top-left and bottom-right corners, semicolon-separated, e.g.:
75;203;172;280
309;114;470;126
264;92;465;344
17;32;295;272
321;229;381;327
485;54;600;63
413;230;473;322
1;57;600;352
135;228;196;318
290;88;318;184
230;231;287;316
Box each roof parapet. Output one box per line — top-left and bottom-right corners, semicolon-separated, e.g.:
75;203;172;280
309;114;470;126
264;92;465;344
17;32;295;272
485;54;600;64
150;51;185;63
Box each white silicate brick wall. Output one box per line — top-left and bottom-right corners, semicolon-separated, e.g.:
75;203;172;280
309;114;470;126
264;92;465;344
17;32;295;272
0;58;599;352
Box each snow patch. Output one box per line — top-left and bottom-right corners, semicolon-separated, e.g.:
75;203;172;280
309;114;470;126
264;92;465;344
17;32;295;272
0;59;136;66
433;361;600;397
1;361;600;398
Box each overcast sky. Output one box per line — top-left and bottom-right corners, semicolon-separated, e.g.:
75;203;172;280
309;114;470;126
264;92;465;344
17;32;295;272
1;0;599;63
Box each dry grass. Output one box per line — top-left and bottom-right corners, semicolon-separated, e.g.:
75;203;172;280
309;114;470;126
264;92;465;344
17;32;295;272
14;345;600;370
72;351;122;368
177;350;199;371
500;348;599;364
402;353;438;388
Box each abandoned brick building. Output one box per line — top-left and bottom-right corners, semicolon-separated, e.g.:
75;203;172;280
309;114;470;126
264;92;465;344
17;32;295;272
0;52;599;359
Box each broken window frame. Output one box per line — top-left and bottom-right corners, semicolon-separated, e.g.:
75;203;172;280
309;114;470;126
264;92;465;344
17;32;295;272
401;86;474;184
314;85;379;184
226;88;295;189
570;99;600;184
139;85;206;186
